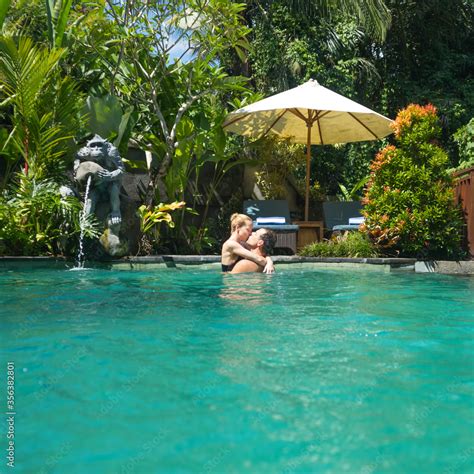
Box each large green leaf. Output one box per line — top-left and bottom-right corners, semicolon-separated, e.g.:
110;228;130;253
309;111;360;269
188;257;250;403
45;0;73;47
114;107;137;156
54;0;73;47
45;0;55;46
84;95;122;141
213;126;226;157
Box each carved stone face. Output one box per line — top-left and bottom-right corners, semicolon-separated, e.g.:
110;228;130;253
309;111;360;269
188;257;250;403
88;141;105;158
85;135;107;160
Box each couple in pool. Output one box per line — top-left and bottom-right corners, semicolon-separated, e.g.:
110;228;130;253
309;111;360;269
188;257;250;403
221;213;277;274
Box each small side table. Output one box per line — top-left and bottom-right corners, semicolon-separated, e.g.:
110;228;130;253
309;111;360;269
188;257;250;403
294;221;324;249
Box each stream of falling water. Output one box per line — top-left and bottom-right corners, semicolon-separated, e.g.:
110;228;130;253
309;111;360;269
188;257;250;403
76;175;92;268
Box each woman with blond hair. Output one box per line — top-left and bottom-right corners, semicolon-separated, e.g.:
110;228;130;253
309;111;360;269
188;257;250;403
221;213;274;273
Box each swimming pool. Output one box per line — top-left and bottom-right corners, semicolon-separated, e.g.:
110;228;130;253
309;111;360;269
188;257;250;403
1;267;473;473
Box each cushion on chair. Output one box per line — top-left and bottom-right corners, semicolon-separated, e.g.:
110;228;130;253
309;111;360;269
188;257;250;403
244;200;292;223
256;216;286;225
322;201;363;230
332;224;361;232
348;216;365;225
243;200;299;254
254;224;299;231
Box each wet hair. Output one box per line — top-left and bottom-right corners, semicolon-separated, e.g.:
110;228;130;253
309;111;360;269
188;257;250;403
260;229;277;255
230;213;252;232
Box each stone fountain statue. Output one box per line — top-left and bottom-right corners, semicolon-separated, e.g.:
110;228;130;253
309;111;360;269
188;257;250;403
74;134;128;257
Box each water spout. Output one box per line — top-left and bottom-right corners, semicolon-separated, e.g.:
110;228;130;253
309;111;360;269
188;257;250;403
76;175;92;268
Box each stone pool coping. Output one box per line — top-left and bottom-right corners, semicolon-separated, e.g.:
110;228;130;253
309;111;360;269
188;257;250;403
1;255;473;275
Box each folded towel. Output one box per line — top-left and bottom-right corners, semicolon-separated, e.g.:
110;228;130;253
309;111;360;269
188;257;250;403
348;217;365;225
256;216;286;225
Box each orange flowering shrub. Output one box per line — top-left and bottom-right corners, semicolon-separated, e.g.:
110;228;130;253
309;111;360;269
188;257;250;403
362;104;464;259
391;103;439;139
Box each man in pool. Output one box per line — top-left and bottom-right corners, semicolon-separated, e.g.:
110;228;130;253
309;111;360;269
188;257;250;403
231;228;277;274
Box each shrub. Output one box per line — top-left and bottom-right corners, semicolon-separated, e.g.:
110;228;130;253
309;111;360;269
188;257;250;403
0;174;100;256
362;104;464;259
299;231;379;258
451;117;474;173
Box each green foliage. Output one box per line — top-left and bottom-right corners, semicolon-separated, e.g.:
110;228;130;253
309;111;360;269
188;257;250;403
252;136;307;199
45;0;73;48
238;3;390;196
299;231;378;258
362;104;465;259
247;3;381;97
2;0;49;43
136;201;189;255
225;0;474;197
249;1;391;42
0;0;11;30
64;3;120;96
83;95;137;156
0;36;84;181
95;0;252;211
1;0;257;256
375;0;474;165
451;118;474;173
0;126;18;189
337;176;369;201
84;95;122;139
179;225;218;255
0;174;100;255
1;0;471;258
157;93;254;253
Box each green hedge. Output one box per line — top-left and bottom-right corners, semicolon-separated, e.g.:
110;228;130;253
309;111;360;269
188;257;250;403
299;231;379;258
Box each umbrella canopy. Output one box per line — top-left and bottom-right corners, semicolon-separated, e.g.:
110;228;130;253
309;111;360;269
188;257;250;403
223;79;393;221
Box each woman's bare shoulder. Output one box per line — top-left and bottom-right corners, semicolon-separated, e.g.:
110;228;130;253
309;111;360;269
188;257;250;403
222;238;239;250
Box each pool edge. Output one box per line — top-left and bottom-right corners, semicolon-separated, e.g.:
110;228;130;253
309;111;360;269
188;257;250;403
1;256;473;275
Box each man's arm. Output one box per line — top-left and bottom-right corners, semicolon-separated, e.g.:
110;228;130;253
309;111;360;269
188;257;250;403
228;241;267;267
227;242;275;274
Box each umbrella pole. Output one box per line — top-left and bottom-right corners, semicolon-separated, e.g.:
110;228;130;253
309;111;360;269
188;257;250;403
305;124;311;222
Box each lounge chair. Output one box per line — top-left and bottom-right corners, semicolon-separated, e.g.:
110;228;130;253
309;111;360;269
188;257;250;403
243;200;299;254
322;201;363;234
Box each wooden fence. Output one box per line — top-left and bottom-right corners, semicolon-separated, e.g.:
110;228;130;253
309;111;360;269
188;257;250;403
453;166;474;259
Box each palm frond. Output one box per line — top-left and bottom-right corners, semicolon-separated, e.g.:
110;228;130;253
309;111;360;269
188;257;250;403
284;0;391;41
0;36;80;180
0;37;65;122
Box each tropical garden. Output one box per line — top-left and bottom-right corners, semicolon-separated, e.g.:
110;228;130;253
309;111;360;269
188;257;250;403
0;0;473;259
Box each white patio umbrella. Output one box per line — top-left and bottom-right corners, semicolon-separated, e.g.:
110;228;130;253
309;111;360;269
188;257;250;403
223;79;393;221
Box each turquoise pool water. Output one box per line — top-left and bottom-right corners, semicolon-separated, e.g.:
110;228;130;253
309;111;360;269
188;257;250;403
1;267;473;473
